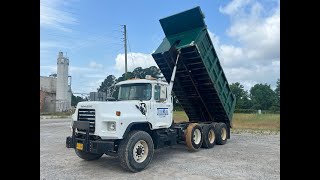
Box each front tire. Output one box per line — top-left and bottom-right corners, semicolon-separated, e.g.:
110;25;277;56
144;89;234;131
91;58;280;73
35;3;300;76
118;131;154;172
75;149;103;161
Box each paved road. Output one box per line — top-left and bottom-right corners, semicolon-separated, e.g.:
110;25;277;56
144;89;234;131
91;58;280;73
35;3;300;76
40;118;280;180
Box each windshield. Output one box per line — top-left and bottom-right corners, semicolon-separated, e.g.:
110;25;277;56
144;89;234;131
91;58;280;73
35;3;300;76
118;83;152;100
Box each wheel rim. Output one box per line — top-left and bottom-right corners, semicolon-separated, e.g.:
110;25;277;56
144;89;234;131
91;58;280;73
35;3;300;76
221;127;227;140
193;129;201;145
208;129;215;144
133;140;149;163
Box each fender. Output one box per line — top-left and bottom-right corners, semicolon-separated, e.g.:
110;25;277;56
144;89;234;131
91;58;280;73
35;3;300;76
122;122;153;139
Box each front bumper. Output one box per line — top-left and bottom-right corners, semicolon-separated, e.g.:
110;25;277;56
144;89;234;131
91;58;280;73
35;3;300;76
66;121;114;154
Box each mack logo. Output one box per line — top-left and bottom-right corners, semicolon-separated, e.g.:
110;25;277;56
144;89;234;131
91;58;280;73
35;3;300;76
80;105;92;108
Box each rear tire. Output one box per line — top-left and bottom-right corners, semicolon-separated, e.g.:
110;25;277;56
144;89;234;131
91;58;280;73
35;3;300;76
215;123;228;145
185;123;203;151
211;122;217;128
75;149;103;161
201;124;216;149
118;131;154;172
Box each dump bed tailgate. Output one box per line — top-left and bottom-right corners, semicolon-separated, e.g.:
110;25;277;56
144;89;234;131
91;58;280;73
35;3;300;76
152;7;236;125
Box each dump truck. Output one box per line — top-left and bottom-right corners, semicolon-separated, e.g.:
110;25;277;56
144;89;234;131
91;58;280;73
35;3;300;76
66;6;236;172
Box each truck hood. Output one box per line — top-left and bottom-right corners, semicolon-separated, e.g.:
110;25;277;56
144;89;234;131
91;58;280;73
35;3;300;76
74;100;148;139
75;100;147;121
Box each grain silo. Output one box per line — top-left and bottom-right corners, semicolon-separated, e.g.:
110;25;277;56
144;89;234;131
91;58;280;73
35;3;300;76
56;52;70;112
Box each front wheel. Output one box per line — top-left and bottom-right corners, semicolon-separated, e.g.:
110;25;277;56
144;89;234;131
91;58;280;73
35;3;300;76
75;149;103;161
118;131;154;172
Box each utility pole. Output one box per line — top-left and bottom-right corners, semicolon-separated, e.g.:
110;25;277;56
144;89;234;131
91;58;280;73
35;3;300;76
123;25;128;80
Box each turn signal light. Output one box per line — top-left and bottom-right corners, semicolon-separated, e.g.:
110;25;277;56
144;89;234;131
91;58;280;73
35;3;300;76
116;111;121;116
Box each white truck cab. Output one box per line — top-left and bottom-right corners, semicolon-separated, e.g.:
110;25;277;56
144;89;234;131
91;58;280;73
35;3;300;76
73;78;173;140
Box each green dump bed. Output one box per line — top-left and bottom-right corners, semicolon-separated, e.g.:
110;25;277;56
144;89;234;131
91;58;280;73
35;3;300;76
152;7;236;125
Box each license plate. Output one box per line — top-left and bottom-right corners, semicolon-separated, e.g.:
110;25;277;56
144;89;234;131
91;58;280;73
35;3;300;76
76;143;83;150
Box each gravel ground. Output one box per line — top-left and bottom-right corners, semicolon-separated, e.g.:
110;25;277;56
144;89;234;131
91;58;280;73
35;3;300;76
40;118;280;180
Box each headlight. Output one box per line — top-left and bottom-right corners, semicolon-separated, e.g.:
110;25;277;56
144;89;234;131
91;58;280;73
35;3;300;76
107;122;116;131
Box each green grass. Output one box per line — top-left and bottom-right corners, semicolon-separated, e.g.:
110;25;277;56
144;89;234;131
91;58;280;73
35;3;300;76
173;111;189;123
173;111;280;131
232;113;280;131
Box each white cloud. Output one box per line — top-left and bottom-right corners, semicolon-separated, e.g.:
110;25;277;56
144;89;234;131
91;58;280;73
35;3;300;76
207;0;280;90
40;65;57;76
69;67;92;74
226;11;280;61
89;61;104;69
40;0;78;32
224;60;280;90
219;0;252;15
83;74;106;78
208;30;220;46
114;52;158;73
223;0;280;61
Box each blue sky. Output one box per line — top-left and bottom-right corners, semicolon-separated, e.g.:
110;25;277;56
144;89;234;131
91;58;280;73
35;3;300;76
40;0;280;94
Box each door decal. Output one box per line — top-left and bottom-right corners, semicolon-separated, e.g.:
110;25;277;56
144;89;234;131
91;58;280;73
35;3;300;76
157;108;168;118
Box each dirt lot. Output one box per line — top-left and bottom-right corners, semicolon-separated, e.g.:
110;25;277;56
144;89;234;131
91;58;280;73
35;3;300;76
40;118;280;180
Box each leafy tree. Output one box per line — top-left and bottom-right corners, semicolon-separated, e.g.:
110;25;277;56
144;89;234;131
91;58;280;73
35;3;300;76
143;66;161;78
71;94;85;106
241;97;253;109
270;78;280;111
130;66;161;79
132;67;143;78
98;75;116;97
250;83;276;110
275;79;280;96
229;82;251;109
275;78;280;106
117;72;134;82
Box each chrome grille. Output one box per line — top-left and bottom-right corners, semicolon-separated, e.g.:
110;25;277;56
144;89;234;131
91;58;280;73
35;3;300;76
77;109;95;133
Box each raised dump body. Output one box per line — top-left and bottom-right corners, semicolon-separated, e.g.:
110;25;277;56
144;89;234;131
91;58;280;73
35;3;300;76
152;7;236;126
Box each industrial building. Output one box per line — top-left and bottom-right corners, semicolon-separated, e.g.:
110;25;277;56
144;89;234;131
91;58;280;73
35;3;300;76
40;52;72;112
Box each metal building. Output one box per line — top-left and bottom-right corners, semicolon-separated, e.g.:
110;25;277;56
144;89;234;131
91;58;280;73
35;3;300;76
40;76;57;112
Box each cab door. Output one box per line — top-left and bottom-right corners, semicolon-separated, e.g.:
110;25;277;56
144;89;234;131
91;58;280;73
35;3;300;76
152;84;172;129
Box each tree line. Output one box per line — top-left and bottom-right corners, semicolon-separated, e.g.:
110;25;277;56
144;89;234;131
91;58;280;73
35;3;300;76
230;79;280;112
72;66;280;112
